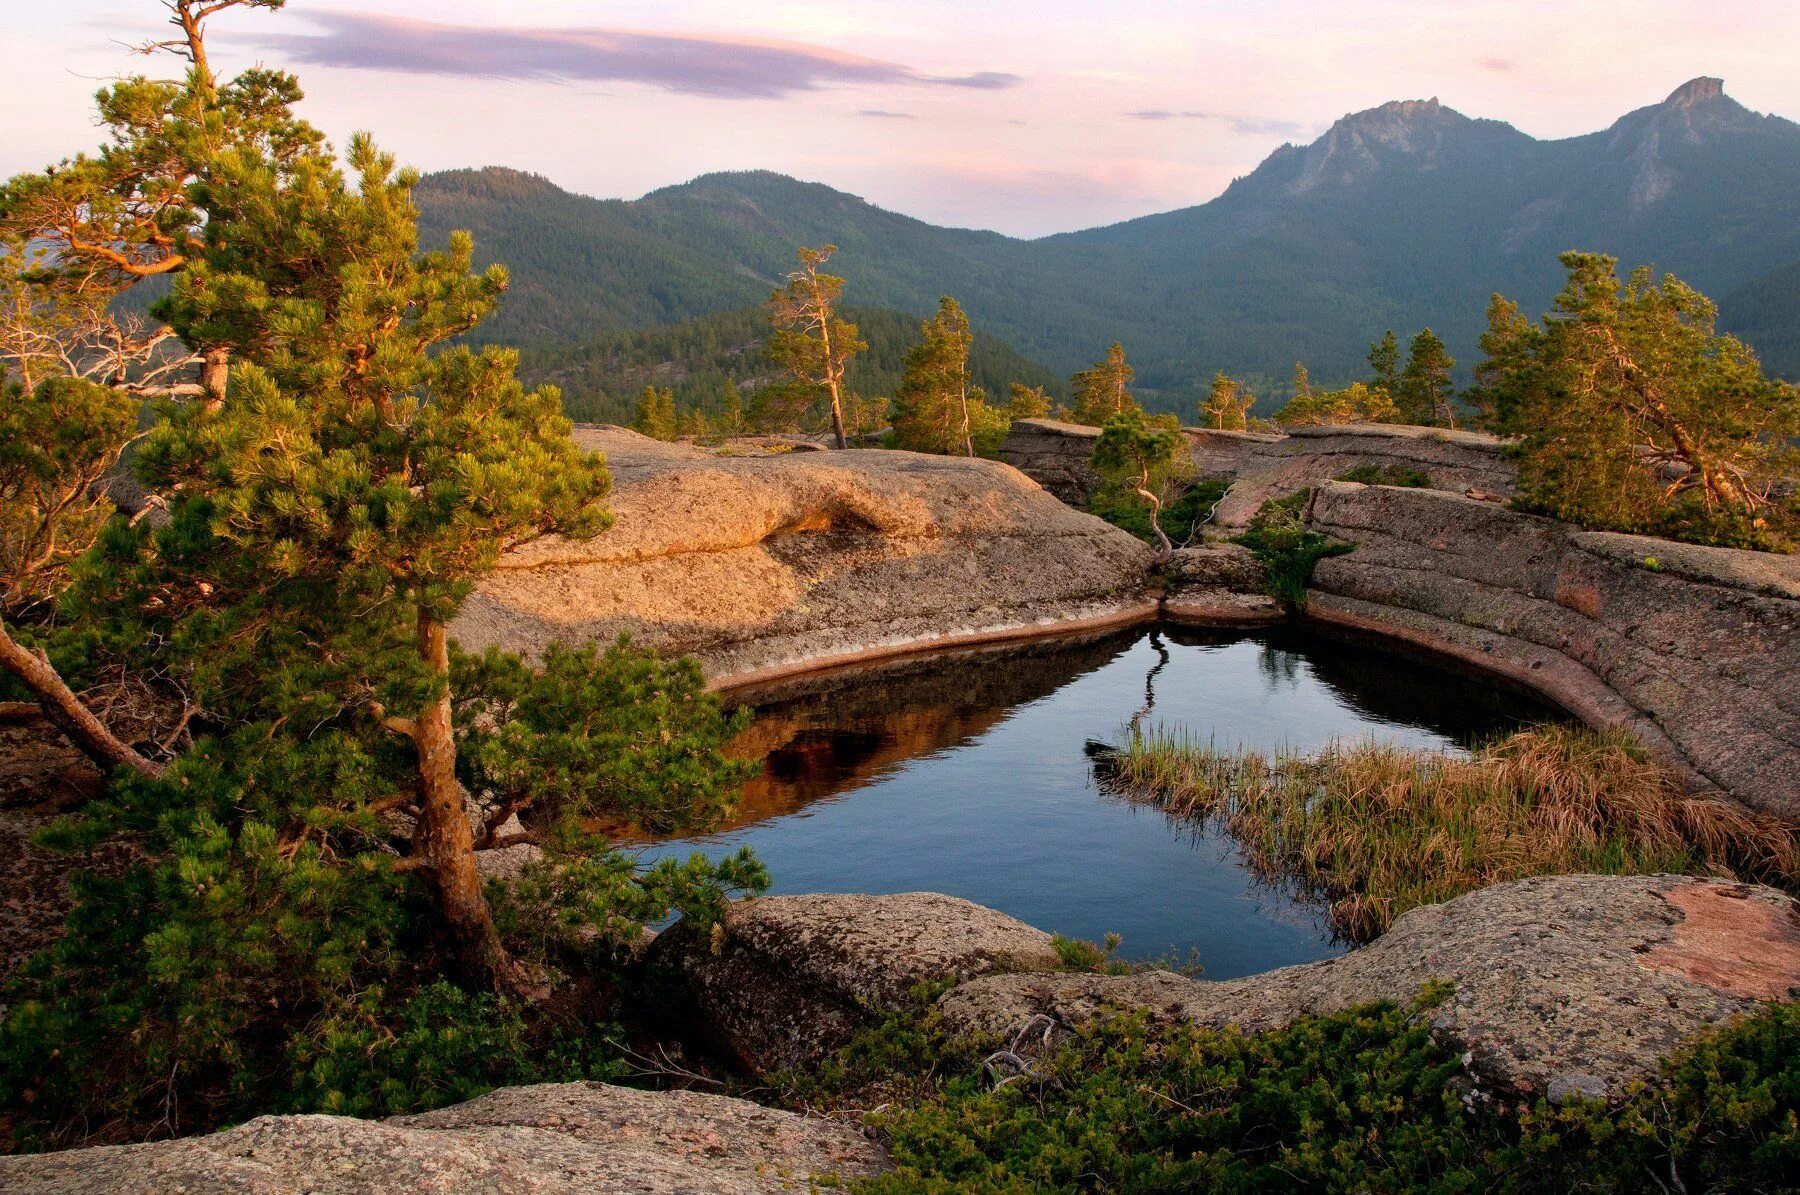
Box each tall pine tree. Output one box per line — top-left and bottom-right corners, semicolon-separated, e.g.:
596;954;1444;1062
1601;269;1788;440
766;245;866;448
892;296;988;456
1070;342;1138;426
1397;328;1456;427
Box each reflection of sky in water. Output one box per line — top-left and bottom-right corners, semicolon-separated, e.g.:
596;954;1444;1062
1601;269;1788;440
639;626;1559;980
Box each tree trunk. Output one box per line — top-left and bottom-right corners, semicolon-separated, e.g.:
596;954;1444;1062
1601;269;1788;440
0;619;163;778
1135;484;1173;565
826;382;849;449
958;385;975;457
200;347;230;413
410;611;544;1001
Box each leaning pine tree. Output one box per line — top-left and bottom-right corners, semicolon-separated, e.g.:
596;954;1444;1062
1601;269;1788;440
1471;252;1800;550
1090;409;1190;564
1;0;764;1145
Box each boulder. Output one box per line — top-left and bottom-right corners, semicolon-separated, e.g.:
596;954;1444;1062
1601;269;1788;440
646;892;1064;1074
1159;544;1283;625
452;428;1155;686
937;874;1800;1101
0;1081;887;1194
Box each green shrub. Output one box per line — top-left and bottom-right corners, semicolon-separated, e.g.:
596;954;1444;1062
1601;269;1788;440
1231;490;1352;609
804;990;1800;1194
285;982;625;1119
1087;478;1227;547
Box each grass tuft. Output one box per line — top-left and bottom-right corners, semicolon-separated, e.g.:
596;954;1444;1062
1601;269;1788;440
1103;723;1799;941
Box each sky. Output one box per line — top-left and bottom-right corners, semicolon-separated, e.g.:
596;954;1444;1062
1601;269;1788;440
5;1;1797;238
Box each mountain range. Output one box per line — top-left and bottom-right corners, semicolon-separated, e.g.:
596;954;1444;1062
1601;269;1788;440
415;78;1800;409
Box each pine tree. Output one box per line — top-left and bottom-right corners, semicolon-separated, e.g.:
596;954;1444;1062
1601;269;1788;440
1397;329;1456;427
1090;409;1190;563
0;0;303;775
1202;371;1256;430
766;245;866;448
632;385;677;440
0;371;164;776
720;380;745;435
1368;330;1400;401
1471;252;1800;549
1007;382;1051;420
892;296;985;456
1;0;771;1142
1071;342;1137;426
1275;360;1401;427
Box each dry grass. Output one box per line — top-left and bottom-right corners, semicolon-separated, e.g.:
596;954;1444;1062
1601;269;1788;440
1105;724;1799;941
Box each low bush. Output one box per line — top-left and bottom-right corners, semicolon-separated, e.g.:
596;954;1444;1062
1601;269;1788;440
1230;490;1352;609
828;990;1800;1193
1103;723;1798;940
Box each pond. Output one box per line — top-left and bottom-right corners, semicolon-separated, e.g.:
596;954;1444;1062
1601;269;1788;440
636;624;1565;979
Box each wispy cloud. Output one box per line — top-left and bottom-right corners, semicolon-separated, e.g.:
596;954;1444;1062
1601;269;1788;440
258;12;1023;100
1477;56;1517;73
857;109;916;119
1125;109;1306;138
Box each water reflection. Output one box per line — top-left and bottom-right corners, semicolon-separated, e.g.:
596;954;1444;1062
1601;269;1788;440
641;623;1562;977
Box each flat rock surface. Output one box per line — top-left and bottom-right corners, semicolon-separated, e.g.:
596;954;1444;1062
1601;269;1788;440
0;1081;887;1194
453;429;1153;684
647;892;1064;1074
938;875;1800;1100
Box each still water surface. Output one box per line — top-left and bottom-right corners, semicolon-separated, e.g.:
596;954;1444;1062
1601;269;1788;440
639;625;1561;979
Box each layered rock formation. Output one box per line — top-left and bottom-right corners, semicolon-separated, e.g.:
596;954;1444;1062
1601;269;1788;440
647;892;1063;1072
453;429;1156;687
1159;544;1283;624
1304;482;1800;816
0;1082;886;1194
1207;423;1515;529
998;418;1516;529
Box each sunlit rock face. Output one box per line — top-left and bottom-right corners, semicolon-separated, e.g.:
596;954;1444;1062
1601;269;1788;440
453;427;1156;685
1306;481;1800;818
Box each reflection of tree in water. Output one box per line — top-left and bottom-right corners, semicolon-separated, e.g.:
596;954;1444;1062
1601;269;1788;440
690;628;1143;836
1256;643;1303;690
675;620;1568;845
1128;629;1171;735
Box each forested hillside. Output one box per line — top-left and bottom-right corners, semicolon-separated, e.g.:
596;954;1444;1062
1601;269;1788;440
417;78;1800;403
1722;259;1800;380
524;305;1066;425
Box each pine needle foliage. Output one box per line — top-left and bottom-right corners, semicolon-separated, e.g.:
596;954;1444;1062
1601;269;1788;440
0;0;768;1148
1472;253;1800;551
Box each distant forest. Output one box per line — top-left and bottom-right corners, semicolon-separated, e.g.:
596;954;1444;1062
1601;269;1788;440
522;304;1068;425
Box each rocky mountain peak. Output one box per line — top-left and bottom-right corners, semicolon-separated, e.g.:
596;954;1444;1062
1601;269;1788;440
1278;96;1500;196
1603;77;1776;208
1663;76;1726;108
